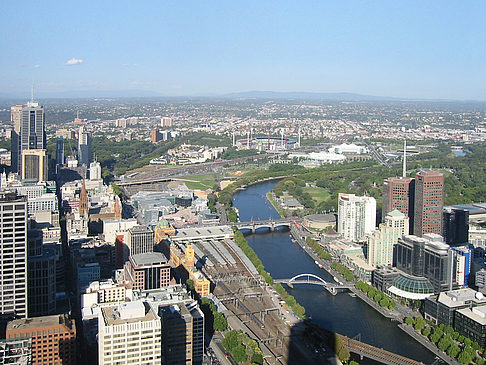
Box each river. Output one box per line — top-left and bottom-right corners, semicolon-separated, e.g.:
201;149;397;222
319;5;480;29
232;180;436;364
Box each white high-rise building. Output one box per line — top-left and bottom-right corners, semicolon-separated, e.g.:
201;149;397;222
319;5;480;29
337;193;376;242
98;301;162;365
90;161;102;181
367;209;409;267
0;192;28;318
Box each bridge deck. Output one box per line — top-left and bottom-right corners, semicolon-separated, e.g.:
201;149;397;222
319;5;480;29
339;335;423;365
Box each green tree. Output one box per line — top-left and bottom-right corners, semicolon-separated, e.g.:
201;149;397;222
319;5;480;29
405;317;414;325
447;344;460;358
233;344;247;363
458;350;473;365
186;279;194;291
422;326;431;337
222;331;239;353
214;312;228;331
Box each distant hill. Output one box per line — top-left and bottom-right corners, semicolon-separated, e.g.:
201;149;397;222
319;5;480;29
222;90;400;101
0;89;163;99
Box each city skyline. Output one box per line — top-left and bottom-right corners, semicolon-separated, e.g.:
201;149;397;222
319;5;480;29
1;1;486;100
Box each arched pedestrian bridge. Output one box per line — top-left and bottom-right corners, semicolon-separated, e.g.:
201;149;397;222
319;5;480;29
274;273;351;295
234;218;302;233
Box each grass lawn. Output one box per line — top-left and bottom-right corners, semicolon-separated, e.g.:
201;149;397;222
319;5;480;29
303;187;331;204
182;174;217;190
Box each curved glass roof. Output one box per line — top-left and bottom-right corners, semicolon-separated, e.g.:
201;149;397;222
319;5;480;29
392;274;434;295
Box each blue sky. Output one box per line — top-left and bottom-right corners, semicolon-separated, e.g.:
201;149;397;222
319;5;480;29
2;1;486;99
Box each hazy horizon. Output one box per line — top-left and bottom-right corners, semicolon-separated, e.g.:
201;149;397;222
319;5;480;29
2;1;486;100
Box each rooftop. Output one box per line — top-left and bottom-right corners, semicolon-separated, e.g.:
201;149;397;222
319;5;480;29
131;252;168;267
7;314;71;331
457;306;486;325
438;288;485;308
101;301;158;325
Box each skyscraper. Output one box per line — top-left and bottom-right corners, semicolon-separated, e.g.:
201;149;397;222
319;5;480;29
413;170;445;237
443;208;469;245
382;177;415;230
367;209;409;267
56;136;64;167
78;126;92;166
10;102;46;173
338;193;376;242
0;191;28;319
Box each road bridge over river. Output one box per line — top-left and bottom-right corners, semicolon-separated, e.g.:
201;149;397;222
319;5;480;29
234;218;302;232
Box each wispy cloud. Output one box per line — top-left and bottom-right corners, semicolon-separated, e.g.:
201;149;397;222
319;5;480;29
34;64;41;68
65;58;84;66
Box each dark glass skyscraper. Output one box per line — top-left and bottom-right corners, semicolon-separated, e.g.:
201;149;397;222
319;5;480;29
443;208;469;245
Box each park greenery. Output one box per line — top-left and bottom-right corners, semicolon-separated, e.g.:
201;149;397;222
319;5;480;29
355;281;397;310
233;230;306;318
222;330;264;365
405;316;485;364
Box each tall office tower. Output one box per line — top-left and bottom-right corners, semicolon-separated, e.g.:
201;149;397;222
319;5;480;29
10;105;22;174
11;102;46;173
382;177;415;231
6;314;76;365
0;192;28;319
89;161;102;181
338;193;376;242
78;126;92;166
28;230;56;317
21;149;48;182
99;302;162;365
56;136;64;167
395;234;453;293
160;303;205;365
126;225;154;259
443;208;469;245
367;209;409;267
413;170;445;237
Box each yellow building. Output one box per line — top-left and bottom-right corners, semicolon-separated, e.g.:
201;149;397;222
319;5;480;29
154;219;176;242
169;243;210;296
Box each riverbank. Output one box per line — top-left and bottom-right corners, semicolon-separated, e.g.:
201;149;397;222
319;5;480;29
232;180;436;363
399;324;461;365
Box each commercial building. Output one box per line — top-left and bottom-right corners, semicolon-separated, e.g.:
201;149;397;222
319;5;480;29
28;246;57;317
126;225;154;260
382;177;414;232
337;193;376;242
6;314;76;365
413;170;444;237
78;126;92;166
367;209;409;267
0;192;28;318
56;137;64;167
424;288;486;327
160;303;204;365
21;149;48;182
98;302;162;365
455;306;486;349
124;252;171;291
11;101;46;174
394;234;453;294
89;161;102;181
302;213;336;230
443;208;469;245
